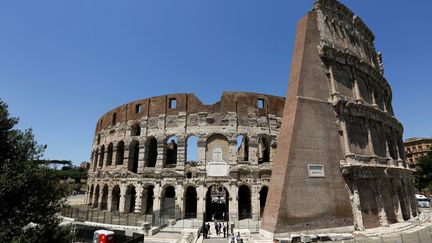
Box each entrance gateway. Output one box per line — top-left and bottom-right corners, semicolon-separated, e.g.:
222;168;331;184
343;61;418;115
205;185;229;221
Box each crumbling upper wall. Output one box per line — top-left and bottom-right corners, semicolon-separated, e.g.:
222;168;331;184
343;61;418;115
95;92;285;134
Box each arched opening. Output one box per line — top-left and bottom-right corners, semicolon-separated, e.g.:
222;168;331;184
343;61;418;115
186;135;199;164
238;185;251;220
99;145;105;168
184;186;197;218
205;185;229;221
88;185;94;206
125;185;136;213
143;185;154;214
106;143;113;166
111;185;121;212
257;135;270;164
259;186;268;218
93;185;100;208
236;134;249;162
115;141;125;165
397;183;410;221
145;137;157;167
165;136;177;167
131;123;141;136
358;183;380;229
161;186;176;219
101;185;108;210
128;141;139;173
93;149;99;171
381;183;397;224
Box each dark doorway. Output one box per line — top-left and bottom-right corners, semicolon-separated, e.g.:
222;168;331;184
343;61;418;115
101;185;108;210
162;186;176;218
184;186;197;218
238;185;251;220
205;185;229;221
93;185;100;208
111;185;121;212
144;185;154;214
259;187;268;218
125;185;136;213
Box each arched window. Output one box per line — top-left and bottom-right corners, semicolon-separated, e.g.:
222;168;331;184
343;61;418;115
186;135;199;164
131;123;141;136
257;135;270;164
99;145;105;168
125;185;136;213
184;186;197;218
259;187;268;218
106;143;113;166
128;141;139;173
115;141;125;165
165;136;177;167
236;134;249;162
145;137;157;167
161;186;176;218
101;185;109;210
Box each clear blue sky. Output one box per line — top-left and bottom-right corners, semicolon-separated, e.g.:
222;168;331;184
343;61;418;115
1;0;431;165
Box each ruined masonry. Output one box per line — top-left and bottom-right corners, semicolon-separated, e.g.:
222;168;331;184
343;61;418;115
261;0;417;237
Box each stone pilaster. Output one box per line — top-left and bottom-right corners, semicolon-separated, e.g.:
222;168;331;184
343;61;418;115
138;142;146;173
119;185;126;213
375;179;389;226
135;185;143;213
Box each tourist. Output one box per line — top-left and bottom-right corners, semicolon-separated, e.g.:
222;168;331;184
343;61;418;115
223;223;226;238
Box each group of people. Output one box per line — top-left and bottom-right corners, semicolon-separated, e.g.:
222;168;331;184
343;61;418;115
202;220;228;239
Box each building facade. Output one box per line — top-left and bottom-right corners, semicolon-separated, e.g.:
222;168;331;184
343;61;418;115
86;92;285;222
404;137;432;165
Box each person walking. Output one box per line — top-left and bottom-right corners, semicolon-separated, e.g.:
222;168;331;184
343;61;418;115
223;223;226;238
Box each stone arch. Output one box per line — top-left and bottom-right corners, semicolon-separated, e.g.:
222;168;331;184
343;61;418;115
164;136;177;167
142;184;155;214
184;186;198;218
101;184;109;210
397;181;410;221
111;185;121;212
93;184;100;208
98;145;105;168
257;135;271;164
186;135;199;164
106;143;113;166
238;184;252;219
236;134;249;162
259;186;269;218
128;140;139;173
145;137;157;167
206;184;229;221
206;134;229;163
131;123;141;136
380;182;397;224
161;186;176;218
115;141;125;165
125;184;136;213
358;182;380;229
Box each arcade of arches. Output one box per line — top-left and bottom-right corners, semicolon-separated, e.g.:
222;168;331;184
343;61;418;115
87;182;268;222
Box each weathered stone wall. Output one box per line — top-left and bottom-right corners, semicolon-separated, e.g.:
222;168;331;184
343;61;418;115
86;92;284;222
261;0;416;237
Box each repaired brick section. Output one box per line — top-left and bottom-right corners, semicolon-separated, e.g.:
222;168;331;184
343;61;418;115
261;0;416;237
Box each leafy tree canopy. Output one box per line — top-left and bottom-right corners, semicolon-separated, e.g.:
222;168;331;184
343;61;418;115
0;99;70;243
414;150;432;193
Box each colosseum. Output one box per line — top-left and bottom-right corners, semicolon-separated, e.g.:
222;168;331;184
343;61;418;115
86;92;285;224
86;0;418;237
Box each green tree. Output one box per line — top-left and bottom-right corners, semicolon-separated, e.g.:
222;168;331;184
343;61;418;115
0;99;70;243
414;150;432;194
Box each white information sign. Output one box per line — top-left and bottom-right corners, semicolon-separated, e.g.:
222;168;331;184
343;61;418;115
308;164;325;178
